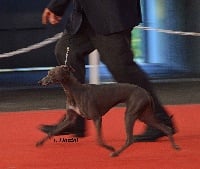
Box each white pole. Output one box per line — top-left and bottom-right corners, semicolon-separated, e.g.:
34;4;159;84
88;50;100;84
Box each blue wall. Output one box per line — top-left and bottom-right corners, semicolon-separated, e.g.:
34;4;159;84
143;0;200;74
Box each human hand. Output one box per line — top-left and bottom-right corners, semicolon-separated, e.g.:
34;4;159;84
42;8;62;25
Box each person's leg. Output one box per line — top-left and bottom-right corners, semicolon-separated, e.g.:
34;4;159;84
41;28;95;137
55;30;93;83
91;30;175;141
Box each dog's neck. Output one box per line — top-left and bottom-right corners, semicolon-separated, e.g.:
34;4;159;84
61;73;81;88
60;74;82;106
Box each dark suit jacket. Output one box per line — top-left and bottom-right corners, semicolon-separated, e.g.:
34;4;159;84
47;0;142;35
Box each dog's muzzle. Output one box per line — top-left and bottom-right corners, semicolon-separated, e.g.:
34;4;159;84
38;76;53;86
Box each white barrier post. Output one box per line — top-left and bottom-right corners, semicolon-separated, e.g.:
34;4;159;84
88;50;100;84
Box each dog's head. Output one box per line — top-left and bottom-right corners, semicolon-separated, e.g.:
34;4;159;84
38;65;75;86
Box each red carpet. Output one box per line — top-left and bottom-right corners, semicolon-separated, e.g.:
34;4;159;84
0;104;200;169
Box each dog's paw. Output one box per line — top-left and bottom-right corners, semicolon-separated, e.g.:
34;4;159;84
101;144;115;152
35;141;43;147
104;145;115;152
108;146;115;152
173;144;181;150
110;151;119;157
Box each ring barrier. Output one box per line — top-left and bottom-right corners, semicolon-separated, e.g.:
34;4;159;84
0;26;199;59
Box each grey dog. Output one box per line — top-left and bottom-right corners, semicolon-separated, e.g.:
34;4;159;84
36;65;180;157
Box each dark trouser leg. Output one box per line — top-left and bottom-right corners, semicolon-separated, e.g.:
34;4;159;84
90;30;175;141
50;29;94;136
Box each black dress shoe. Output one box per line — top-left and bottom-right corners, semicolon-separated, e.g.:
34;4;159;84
133;126;176;142
39;124;85;137
133;116;176;142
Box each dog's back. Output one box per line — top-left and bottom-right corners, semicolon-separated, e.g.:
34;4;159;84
76;83;152;118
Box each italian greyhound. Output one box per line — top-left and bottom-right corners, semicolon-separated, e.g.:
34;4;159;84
36;65;180;157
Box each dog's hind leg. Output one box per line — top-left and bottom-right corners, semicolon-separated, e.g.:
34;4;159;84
140;110;180;150
151;122;180;150
111;112;137;157
93;118;115;152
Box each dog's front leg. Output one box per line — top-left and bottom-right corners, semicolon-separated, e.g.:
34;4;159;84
93;118;115;152
36;110;77;147
36;119;72;147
